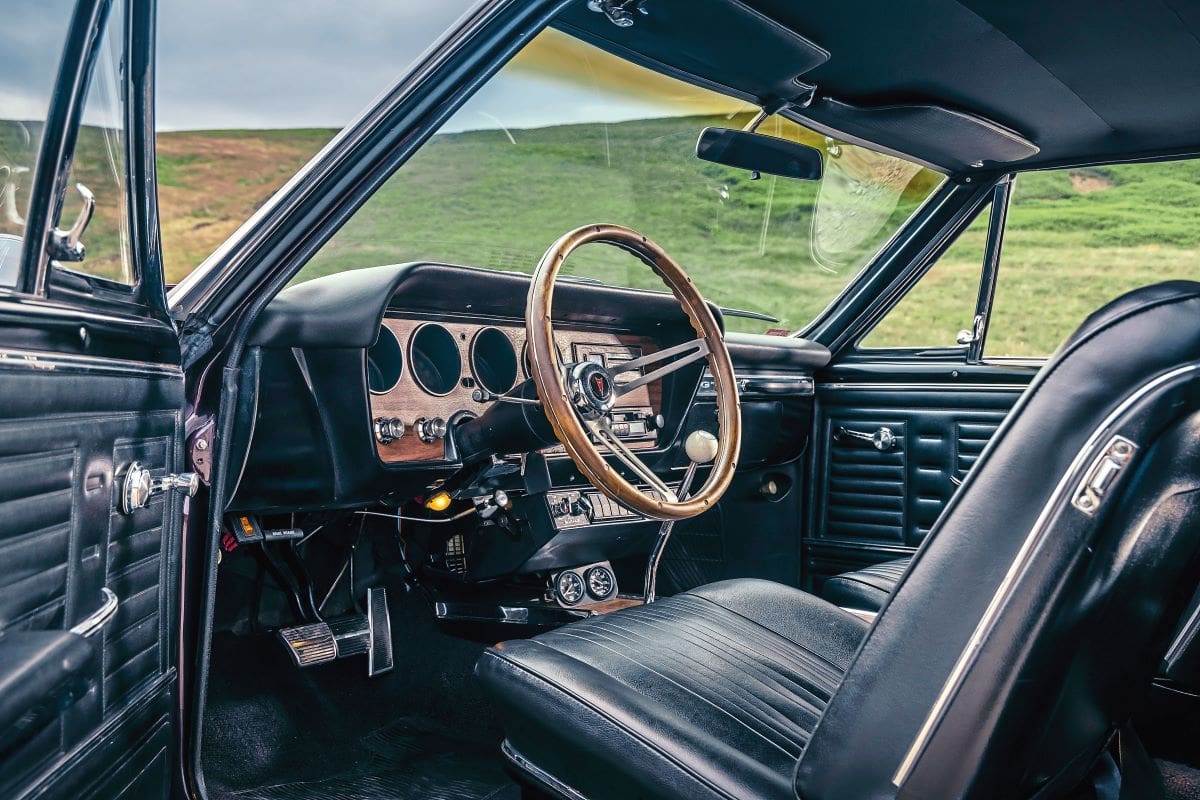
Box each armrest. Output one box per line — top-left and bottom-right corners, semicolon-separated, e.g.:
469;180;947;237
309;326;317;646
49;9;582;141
0;631;94;750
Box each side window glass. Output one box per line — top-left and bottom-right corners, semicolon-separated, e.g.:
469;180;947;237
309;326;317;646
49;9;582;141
0;1;76;288
860;205;990;349
987;162;1200;357
57;0;133;285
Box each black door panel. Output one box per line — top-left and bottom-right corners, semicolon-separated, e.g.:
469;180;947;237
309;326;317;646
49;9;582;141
807;381;1028;590
0;359;183;798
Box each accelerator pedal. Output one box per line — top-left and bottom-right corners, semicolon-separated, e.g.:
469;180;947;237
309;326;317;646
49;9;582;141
278;586;393;677
366;586;394;676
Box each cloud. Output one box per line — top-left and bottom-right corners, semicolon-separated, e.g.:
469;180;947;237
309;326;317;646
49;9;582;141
156;0;474;130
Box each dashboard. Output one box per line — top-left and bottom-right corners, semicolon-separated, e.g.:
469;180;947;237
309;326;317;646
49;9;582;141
367;316;661;463
233;260;828;547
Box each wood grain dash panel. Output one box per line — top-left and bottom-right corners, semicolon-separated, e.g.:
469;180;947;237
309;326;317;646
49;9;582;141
370;317;659;464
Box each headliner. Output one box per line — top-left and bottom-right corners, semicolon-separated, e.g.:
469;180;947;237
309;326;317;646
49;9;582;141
558;0;1200;171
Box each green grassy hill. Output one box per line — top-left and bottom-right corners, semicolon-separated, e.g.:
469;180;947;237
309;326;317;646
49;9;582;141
153;122;1200;354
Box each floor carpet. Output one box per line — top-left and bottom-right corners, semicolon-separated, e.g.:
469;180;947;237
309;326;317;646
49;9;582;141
202;581;519;800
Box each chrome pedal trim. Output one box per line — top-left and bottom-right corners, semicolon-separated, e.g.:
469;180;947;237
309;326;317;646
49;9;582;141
367;586;394;676
279;622;336;667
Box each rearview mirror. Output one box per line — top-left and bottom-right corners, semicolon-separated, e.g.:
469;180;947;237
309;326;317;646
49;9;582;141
695;127;823;180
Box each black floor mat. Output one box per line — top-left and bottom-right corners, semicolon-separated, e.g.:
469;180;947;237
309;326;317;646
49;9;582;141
227;716;518;800
202;580;519;800
1161;760;1200;800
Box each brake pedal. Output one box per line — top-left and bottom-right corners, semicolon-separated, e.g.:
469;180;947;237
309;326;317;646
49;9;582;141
277;586;393;676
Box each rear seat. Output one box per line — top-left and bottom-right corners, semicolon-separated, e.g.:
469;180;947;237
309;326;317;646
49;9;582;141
820;557;912;613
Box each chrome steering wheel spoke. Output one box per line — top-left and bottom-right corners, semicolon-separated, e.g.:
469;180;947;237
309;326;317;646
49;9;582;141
586;417;678;503
610;337;709;397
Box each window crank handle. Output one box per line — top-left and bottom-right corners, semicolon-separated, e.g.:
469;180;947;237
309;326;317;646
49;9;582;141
836;426;896;451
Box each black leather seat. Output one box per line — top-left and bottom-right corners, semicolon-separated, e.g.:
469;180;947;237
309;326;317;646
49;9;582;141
478;282;1200;799
479;580;867;799
819;557;911;612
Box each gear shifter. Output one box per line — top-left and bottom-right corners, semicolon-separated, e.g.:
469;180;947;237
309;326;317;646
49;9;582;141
643;429;718;603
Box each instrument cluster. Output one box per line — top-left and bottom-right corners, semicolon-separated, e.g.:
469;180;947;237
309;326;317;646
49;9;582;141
366;316;662;464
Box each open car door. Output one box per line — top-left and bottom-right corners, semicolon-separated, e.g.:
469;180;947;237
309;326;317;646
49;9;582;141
0;0;185;797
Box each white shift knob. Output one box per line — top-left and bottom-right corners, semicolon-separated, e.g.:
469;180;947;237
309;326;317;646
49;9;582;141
684;429;719;464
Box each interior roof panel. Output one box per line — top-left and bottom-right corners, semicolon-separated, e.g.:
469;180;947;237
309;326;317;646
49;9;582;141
561;0;1200;168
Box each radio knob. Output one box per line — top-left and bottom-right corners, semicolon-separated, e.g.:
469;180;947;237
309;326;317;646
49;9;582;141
373;417;405;445
414;417;447;444
570;494;593;519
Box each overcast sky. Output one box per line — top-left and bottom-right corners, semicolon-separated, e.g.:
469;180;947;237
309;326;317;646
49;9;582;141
155;0;689;132
155;0;476;130
2;1;709;136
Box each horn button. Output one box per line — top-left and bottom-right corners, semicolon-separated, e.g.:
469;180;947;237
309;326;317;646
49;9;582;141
568;361;616;418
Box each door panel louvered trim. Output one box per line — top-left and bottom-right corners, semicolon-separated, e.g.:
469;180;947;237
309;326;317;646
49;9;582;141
103;437;172;716
823;418;907;543
0;450;75;634
813;385;1025;554
956;421;1001;479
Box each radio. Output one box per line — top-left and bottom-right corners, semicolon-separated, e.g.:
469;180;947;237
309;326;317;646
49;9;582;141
545;486;672;530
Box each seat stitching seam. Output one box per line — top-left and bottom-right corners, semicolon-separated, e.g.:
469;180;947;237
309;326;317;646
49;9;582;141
544;630;806;757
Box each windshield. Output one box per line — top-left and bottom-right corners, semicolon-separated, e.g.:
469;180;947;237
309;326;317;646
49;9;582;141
296;28;945;333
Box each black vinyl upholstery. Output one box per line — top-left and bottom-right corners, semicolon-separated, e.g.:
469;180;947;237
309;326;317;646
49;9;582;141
479;281;1200;800
477;580;866;800
819;557;910;612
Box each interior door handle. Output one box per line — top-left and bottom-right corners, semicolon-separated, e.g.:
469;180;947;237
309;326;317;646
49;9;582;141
121;461;200;514
835;426;897;451
69;587;118;638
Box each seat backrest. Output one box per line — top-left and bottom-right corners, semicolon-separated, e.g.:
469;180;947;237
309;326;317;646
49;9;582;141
796;281;1200;799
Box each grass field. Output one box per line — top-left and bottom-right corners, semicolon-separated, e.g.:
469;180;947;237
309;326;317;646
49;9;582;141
40;118;1200;357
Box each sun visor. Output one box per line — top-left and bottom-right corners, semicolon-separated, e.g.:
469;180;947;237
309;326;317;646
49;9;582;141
554;0;829;103
796;97;1039;172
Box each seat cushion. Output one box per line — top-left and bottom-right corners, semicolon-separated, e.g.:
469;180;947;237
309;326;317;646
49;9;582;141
476;579;868;800
820;557;912;612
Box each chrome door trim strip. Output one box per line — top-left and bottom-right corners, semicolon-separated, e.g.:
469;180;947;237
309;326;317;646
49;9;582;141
0;348;181;378
820;382;1029;392
893;362;1200;788
1165;599;1200;669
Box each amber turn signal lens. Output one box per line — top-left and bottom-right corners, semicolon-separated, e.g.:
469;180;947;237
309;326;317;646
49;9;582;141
425;491;452;512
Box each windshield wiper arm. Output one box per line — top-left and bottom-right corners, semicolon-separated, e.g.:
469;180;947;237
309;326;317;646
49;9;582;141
720;306;780;323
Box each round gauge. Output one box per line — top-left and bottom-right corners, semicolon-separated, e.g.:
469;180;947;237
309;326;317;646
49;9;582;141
584;565;616;601
409;323;461;396
470;327;518;395
366;324;404;394
523;339;565;379
555;571;586;606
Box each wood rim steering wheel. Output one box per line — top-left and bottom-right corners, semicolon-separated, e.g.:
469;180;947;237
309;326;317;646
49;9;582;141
526;224;741;522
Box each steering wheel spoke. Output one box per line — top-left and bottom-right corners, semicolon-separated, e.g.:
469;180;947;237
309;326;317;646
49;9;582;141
587;418;678;503
611;337;709;397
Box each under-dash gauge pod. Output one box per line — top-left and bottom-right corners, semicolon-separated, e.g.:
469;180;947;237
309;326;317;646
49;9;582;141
584;565;617;600
555;571;586;606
